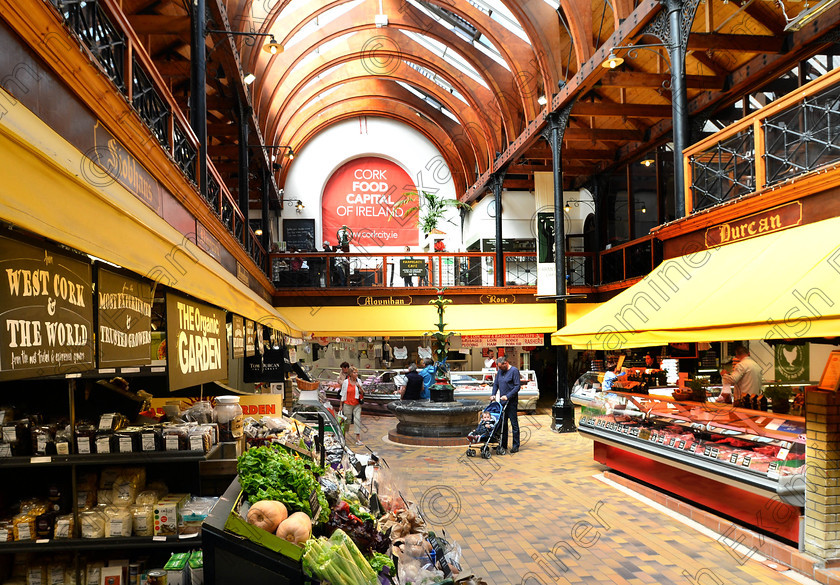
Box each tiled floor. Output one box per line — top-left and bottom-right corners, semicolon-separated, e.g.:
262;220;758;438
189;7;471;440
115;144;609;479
358;410;822;585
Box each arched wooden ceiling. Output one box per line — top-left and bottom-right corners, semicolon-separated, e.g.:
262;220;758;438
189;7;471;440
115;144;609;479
121;0;828;201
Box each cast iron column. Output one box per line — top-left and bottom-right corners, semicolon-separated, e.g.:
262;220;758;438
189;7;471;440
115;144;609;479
666;0;688;219
542;106;576;433
489;170;506;287
644;0;700;219
189;0;207;197
238;97;250;249
261;168;271;253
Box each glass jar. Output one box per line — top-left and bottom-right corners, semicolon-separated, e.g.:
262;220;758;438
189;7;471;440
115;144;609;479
214;396;243;442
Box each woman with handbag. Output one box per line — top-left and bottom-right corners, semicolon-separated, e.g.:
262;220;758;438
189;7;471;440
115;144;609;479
340;366;364;445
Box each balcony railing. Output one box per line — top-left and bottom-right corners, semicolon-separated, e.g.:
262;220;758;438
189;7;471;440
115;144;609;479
269;251;605;291
46;0;269;277
686;65;840;213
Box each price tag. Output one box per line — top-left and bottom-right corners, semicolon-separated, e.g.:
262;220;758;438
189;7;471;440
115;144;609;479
309;489;322;521
152;536;167;542
668;437;676;447
0;443;11;458
165;436;179;451
729;453;739;464
703;445;713;457
119;437;133;453
658;434;666;444
110;520;123;537
189;436;204;451
0;528;8;541
303;425;313;438
30;456;51;464
777;448;790;460
678;440;686;450
767;461;781;480
96;437;111;454
77;440;91;454
742;454;752;467
650;432;658;442
359;484;370;501
709;447;720;459
18;523;31;540
2;427;15;442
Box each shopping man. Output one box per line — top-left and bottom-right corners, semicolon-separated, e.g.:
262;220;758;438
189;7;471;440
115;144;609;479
492;355;521;454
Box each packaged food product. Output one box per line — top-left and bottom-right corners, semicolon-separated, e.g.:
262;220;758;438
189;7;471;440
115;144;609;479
162;425;189;451
32;424;57;455
185;401;215;424
214;396;243;442
26;564;46;585
12;511;35;541
35;509;59;538
188;550;203;585
75;423;96;455
140;426;163;452
53;513;75;539
180;497;217;534
103;505;132;537
188;427;211;452
153;493;189;536
77;473;98;510
111;472;142;507
55;425;73;455
131;504;155;536
95;431;114;454
199;423;219;445
115;428;142;453
80;509;106;538
3;419;32;455
135;490;159;506
0;518;13;542
0;405;13;424
98;413;128;432
164;553;190;585
86;562;104;585
97;489;115;506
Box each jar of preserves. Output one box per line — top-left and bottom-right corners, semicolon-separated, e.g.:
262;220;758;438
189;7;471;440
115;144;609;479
214;396;243;442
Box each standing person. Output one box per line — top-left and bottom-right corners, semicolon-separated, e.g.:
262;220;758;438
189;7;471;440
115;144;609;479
340;366;364;445
338;361;351;382
492;355;521;454
397;363;424;400
419;357;435;400
602;364;626;391
723;345;763;401
402;246;414;287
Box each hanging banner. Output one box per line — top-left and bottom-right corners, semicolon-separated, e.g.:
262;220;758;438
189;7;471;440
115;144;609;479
0;236;95;380
231;314;244;359
322;157;419;248
460;333;545;348
165;292;227;391
97;268;153;367
245;319;255;357
537;212;557;297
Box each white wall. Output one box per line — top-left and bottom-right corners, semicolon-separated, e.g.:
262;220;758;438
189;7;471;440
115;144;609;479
281;117;458;252
463;190;536;248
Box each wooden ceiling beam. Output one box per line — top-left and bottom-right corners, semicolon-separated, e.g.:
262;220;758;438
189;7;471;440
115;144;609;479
571;101;672;118
687;33;784;53
127;15;190;35
155;60;191;77
523;147;616;160
689;50;729;77
598;71;724;90
564;127;641;141
208;123;240;136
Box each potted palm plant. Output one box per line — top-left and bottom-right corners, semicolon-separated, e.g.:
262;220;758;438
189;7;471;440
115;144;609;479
395;190;470;236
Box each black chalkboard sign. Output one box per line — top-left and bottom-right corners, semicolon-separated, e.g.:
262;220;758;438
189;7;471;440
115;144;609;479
283;219;316;251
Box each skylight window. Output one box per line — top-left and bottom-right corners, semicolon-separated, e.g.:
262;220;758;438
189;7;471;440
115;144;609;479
282;1;363;50
398;82;461;125
405;61;469;104
470;0;532;44
403;31;489;88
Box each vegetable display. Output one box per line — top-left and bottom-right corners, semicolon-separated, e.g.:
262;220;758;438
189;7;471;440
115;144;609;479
303;528;379;585
324;500;390;555
246;500;288;533
237;446;330;523
275;511;312;544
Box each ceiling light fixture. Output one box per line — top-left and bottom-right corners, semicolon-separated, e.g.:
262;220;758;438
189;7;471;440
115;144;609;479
205;29;284;57
602;50;624;69
601;43;670;69
641;158;655;167
254;228;263;236
243;73;256;85
538;95;547;106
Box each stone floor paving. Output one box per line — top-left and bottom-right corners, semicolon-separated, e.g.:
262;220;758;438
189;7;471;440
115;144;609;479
357;411;817;585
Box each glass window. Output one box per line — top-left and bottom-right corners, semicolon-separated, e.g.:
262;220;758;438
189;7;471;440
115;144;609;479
630;153;657;239
606;172;629;246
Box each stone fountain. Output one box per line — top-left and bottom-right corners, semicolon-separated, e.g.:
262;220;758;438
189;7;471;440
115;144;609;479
387;290;484;445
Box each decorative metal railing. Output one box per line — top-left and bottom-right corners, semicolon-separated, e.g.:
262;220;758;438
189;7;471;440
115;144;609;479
45;0;270;278
686;66;840;213
131;58;169;148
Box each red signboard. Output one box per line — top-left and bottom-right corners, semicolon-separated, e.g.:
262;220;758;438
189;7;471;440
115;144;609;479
322;157;419;248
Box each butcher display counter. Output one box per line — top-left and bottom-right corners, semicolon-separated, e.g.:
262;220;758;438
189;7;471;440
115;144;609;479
572;388;806;544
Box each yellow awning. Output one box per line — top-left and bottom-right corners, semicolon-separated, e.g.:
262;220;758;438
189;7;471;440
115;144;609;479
281;302;570;337
552;216;840;349
0;87;302;337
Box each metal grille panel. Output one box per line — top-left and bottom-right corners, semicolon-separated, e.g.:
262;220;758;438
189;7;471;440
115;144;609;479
690;128;755;212
131;59;169;148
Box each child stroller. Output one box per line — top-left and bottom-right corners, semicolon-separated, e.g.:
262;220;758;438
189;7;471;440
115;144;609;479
465;400;506;459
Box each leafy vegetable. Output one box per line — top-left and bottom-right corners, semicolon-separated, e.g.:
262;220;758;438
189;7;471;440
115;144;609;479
348;502;376;523
303;529;378;585
326;500;390;555
367;551;395;573
237;446;329;523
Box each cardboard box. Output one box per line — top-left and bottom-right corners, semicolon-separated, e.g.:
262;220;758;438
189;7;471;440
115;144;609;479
154;493;189;536
163;553;189;585
223;491;304;560
188;550;204;585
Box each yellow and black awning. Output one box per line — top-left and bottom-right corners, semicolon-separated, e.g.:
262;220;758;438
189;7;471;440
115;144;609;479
552;216;840;349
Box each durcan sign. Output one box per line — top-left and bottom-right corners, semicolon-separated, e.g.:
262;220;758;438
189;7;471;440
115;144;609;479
0;236;95;380
165;292;228;391
322;157;419;247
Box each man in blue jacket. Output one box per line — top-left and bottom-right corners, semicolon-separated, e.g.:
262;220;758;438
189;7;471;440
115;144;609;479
419;357;434;400
492;355;521;454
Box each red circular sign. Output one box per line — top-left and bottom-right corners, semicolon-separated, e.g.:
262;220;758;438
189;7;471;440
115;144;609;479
322;157;419;247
